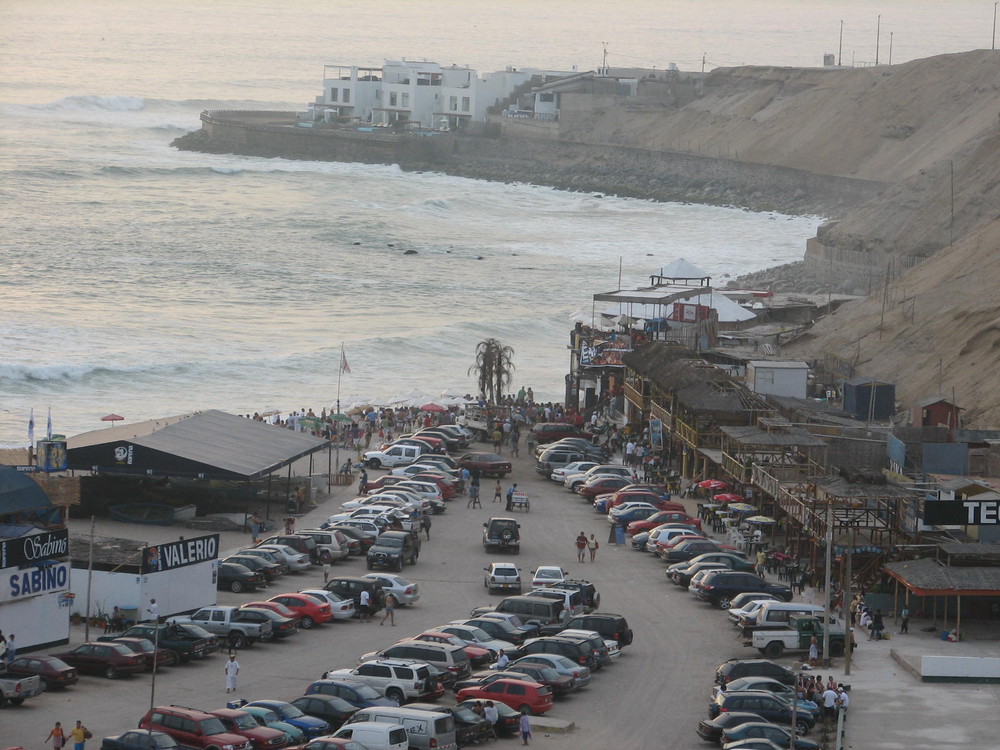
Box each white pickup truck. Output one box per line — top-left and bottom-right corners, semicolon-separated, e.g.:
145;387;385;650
0;671;43;707
170;605;272;648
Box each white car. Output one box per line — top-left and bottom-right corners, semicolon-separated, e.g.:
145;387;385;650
362;573;421;606
328;518;381;539
435;623;514;656
299;588;357;620
564;464;637;491
550;461;599;483
607;501;658;524
483;561;522;593
390;463;455;479
646;525;702;554
728;596;779;626
254;543;311;570
394;481;443;502
531;565;568;588
327;506;400;525
340;495;409;511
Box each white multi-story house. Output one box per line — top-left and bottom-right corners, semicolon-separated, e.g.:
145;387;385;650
312;59;564;130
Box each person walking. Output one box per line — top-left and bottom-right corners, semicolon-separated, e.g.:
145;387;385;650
900;604;910;634
45;721;66;749
492;428;503;453
5;632;14;666
755;549;767;576
250;512;262;544
519;709;532;745
358;589;371;623
510;428;520;457
575;531;588;563
68;720;90;750
358;468;368;495
224;654;240;693
381;593;397;626
484;701;499;738
421;511;432;540
494;480;503;504
871;609;884;640
506;483;517;512
468;483;480;507
587;534;599;562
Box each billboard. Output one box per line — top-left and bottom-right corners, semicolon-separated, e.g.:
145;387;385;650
923;500;1000;526
0;528;70;569
579;336;632;367
142;534;220;574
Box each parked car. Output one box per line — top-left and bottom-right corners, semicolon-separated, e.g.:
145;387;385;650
511;654;592;688
484;561;523;593
360;640;473;685
531;423;591;444
322;659;440;705
531;565;568;587
360;573;420;606
239;547;292;575
504;663;577;695
660;538;733;563
304;678;398;709
405;701;492;747
728;594;784;625
694;570;794;609
267;592;333;628
51;642;146;679
106;636;176;670
238;705;305;745
715;658;796;686
559;613;633;647
457;452;512;477
720;721;820;748
562;464;637;491
254;544;312;571
108;622;220;662
208;707;289;749
218;561;267;593
554;579;601;613
302;739;366;750
513;636;598;671
461;616;533;646
140;705;252;750
431;623;514;657
576;475;633;499
412;631;492;668
456;698;521;737
719;677;820;715
238;605;299;639
324;575;386;614
710;691;816;734
668;552;753;584
260;534;319;563
456;677;554;714
366;529;420;571
99;730;187;750
290;695;359;731
550;460;600;483
225;554;282;583
470;611;540;640
695;711;768;743
4;655;78;690
246;700;331;739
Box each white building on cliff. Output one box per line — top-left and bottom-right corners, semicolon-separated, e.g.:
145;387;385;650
312;59;564;130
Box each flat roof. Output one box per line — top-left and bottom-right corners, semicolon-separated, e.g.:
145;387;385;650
884;558;1000;597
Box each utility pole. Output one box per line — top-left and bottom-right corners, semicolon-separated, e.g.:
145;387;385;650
875;14;881;65
601;42;608;75
994;2;998;50
702;53;707;73
839;20;844;66
822;499;833;666
889;32;894;66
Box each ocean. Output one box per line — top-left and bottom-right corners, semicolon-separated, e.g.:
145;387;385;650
0;0;989;446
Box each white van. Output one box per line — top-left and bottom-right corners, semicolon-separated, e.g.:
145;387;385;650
347;707;458;750
333;721;409;750
364;444;424;469
744;601;827;631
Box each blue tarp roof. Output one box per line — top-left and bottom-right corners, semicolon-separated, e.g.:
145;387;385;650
0;466;53;514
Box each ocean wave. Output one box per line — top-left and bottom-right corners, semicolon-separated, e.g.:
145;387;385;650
97;165;244;177
0;361;189;385
32;94;148;112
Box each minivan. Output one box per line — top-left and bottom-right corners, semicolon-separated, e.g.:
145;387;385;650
515;636;598;670
299;528;349;563
525;587;584;617
364;640;472;684
535;448;590;476
261;533;319;563
347;706;458;750
477;595;566;625
333;720;409;750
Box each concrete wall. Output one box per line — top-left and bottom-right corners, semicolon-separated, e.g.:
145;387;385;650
922;655;1000;682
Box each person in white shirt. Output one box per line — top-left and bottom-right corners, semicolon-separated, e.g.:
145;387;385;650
836;685;850;712
145;598;159;623
495;650;509;670
224;654;240;693
359;589;371;623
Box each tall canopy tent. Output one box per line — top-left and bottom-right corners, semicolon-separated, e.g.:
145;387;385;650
0;465;55;513
651;258;712;286
67;410;330;480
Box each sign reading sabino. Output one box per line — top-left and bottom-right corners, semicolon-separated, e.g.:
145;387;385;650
0;528;70;569
142;534;219;574
924;500;1000;526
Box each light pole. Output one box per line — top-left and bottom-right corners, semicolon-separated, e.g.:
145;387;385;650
822;499;833;665
994;2;998;50
839;20;844;66
889;32;894;66
875;14;881;66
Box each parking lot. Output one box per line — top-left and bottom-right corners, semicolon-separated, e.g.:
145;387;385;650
6;444;1000;749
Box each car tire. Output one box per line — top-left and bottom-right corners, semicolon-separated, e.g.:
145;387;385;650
717;597;732;610
230;581;244;593
386;688;404;705
38;679;49;692
229;633;247;649
764;641;784;659
518;705;533;715
10;697;25;706
500;529;514;543
105;666;118;679
367;458;382;469
300;616;314;630
795;719;810;735
162;650;179;666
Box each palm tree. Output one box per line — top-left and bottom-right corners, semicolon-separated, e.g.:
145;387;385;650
469;338;515;404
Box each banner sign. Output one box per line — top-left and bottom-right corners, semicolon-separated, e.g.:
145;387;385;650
923;500;1000;526
142;534;220;574
0;528;70;569
2;561;71;603
579;336;632;367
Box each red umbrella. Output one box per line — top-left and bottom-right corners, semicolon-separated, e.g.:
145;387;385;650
713;493;744;503
100;413;124;425
697;479;728;490
419;403;446;413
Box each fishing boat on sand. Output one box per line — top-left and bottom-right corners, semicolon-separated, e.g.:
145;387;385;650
108;503;176;525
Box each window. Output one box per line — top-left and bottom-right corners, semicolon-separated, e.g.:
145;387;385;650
395;667;413;679
539;93;555;102
461;96;470;112
401;93;409;107
330;87;338;102
343;88;350;103
508;683;526;695
389;92;397;106
358;664;391;678
449;96;458;110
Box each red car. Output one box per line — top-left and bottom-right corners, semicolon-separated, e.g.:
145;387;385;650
655;534;708;554
606;489;685;511
627;511;702;535
412;473;458;499
266;593;332;628
4;655;78;690
362;475;408;493
456;677;554;715
210;708;288;749
458;452;512;478
412;631;492;668
575;475;633;499
51;641;146;679
245;600;303;627
108;636;178;669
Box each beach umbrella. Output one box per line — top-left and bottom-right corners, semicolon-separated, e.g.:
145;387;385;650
698;479;728;490
101;413;124;425
728;503;757;514
329;412;353;423
712;492;743;503
420;402;447;412
746;515;777;525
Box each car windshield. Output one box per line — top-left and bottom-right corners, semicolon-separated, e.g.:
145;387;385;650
181;624;214;639
233;714;259;730
536;570;560;580
355;684;381;699
466;627;490;641
199;718;227;735
110;644;133;655
280;704;304;718
257;709;279;724
152;734;179;749
451;705;480;721
378;537;404;548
